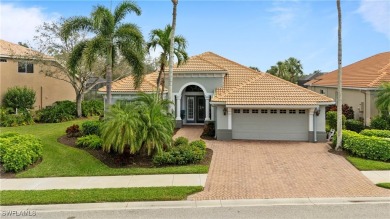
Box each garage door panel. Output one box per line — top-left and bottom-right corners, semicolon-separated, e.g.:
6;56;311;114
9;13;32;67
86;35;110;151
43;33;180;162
232;111;308;141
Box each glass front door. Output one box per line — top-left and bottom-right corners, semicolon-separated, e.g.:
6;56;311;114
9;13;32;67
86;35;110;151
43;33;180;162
186;97;195;122
196;96;205;123
186;96;205;123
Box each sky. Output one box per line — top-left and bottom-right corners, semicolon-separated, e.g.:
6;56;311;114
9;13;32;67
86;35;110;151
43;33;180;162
0;0;389;74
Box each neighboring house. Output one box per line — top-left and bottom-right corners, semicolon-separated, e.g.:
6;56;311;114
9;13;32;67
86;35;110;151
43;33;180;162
305;52;390;126
298;72;324;88
99;52;334;142
0;39;75;109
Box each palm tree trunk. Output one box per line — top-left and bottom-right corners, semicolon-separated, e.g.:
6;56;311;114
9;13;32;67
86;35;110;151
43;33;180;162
105;44;113;113
168;0;178;111
335;0;343;151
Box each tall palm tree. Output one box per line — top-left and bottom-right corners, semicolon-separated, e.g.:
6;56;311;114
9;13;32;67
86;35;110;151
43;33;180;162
376;82;390;114
285;57;303;83
61;1;145;108
168;0;179;112
146;24;188;98
335;0;343;151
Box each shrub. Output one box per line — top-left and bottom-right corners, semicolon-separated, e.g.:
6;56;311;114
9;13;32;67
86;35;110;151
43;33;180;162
326;111;346;130
326;104;354;119
0;133;43;172
332;130;358;148
153;140;206;166
202;122;215;137
0;108;34;127
81;121;101;136
370;116;390;130
76;135;103;149
2;86;36;111
82;100;104;117
66;124;82;137
174;137;189;147
343;133;390;162
38;101;76;123
345;119;364;133
360;129;390;138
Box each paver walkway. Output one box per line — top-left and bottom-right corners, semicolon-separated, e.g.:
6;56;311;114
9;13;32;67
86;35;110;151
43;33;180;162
186;139;390;200
174;125;204;141
0;174;207;191
361;171;390;184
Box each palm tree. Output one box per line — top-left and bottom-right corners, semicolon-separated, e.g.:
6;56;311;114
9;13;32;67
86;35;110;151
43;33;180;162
267;61;288;81
285;57;303;83
169;0;179;112
335;0;343;151
135;93;174;155
61;1;145;108
146;24;188;98
376;82;390;114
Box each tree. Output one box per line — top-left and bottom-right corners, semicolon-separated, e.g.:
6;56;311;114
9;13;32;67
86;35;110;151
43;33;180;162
61;1;145;109
267;58;303;83
249;66;261;72
168;0;179;112
146;24;188;98
376;82;390;114
33;20;128;117
2;87;36;112
335;0;343;151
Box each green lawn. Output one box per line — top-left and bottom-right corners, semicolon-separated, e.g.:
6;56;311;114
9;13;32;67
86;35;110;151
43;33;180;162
346;156;390;171
377;183;390;189
0;120;208;178
0;186;203;205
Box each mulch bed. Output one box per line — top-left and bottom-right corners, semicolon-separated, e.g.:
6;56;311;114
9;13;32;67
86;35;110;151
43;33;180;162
58;135;212;168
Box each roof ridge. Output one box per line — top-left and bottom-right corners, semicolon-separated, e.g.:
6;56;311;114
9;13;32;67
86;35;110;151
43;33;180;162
196;55;227;71
216;74;263;99
200;51;264;75
368;62;390;87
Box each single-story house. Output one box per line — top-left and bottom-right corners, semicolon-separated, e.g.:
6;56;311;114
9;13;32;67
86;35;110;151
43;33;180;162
99;52;334;142
0;39;75;109
305;52;390;126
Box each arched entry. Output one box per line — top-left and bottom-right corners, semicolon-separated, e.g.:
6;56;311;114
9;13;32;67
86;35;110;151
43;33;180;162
175;83;210;126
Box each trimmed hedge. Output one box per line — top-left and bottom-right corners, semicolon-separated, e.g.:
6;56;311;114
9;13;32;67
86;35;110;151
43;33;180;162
153;138;207;166
81;121;101;136
326;111;346;130
345;119;364;133
360;129;390;138
173;137;189;147
0;133;43;172
335;130;390;162
370;116;390;130
37;100;76;123
76;135;102;149
0;108;34;127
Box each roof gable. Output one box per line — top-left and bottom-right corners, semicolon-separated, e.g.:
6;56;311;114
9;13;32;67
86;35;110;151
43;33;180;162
0;39;52;60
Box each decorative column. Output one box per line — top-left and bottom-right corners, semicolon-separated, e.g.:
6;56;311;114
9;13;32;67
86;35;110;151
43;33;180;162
205;96;210;121
309;108;314;132
175;95;181;120
228;108;232;130
211;106;215;121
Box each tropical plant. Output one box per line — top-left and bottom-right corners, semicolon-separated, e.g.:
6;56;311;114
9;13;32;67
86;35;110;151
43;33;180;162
2;86;36;112
335;0;343;151
146;24;188;98
266;58;303;83
61;1;145;108
376;82;390;114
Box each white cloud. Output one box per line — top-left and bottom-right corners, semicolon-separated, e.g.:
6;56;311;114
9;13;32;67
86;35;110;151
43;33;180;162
269;6;296;29
0;3;59;44
358;0;390;38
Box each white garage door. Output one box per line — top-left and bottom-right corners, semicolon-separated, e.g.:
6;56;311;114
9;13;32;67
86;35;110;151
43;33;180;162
232;109;309;141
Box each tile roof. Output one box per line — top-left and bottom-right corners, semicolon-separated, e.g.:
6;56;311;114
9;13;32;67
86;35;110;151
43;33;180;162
98;72;166;93
305;52;390;88
106;51;333;105
0;39;52;59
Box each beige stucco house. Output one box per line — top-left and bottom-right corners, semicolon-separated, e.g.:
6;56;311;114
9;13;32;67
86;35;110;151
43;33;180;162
100;52;334;142
305;52;390;126
0;39;75;109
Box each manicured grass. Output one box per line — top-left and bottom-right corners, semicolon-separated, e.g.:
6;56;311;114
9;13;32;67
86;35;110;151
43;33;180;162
0;186;203;205
0;120;209;178
346;156;390;171
377;183;390;189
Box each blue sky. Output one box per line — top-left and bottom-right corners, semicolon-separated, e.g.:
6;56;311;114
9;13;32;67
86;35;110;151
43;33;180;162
1;0;389;73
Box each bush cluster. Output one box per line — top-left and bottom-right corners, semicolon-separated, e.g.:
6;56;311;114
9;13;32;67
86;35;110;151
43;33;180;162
326;104;354;119
66;124;82;137
334;130;390;162
326;111;346;130
81;121;101;136
76;135;102;149
345;119;364;133
202;122;215;137
370;116;390;130
0;133;43;172
360;129;390;138
0;108;34;127
37;101;76;123
82;100;104;117
153;138;207;166
2;86;35;111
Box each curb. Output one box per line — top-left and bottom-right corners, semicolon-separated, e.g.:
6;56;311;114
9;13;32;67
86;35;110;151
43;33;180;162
1;197;390;212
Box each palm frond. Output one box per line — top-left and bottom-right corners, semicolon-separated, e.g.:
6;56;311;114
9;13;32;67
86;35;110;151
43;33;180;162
114;1;142;24
92;5;115;36
118;44;145;89
67;40;88;74
376;82;390;112
61;16;93;41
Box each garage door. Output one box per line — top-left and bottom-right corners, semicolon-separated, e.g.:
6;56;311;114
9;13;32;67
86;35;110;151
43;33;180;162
232;109;309;141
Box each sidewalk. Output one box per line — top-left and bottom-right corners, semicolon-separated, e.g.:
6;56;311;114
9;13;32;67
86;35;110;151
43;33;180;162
361;171;390;184
0;174;207;191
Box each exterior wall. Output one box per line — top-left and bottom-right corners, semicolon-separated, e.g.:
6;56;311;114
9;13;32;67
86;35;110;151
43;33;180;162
172;77;224;94
0;58;75;110
316;106;326;132
215;105;228;129
308;86;378;125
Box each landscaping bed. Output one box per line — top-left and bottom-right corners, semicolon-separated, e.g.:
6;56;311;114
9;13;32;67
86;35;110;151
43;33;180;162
58;135;213;168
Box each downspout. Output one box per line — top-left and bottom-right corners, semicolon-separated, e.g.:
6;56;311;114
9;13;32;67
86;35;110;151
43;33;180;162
313;107;319;142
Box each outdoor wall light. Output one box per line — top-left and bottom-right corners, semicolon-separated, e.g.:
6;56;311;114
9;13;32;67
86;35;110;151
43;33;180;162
223;107;227;115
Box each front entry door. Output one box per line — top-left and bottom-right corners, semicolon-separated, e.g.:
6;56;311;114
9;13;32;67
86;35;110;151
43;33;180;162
186;96;205;123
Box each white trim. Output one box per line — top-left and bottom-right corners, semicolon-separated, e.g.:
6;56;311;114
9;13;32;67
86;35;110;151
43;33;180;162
308;85;378;91
309;108;315;132
227;108;232;130
175;95;181;120
225;105;320;109
177;82;209;95
186;96;195;121
205;96;210;121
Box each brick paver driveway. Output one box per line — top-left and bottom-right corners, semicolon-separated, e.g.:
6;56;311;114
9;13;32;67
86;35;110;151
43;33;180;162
187;139;390;200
